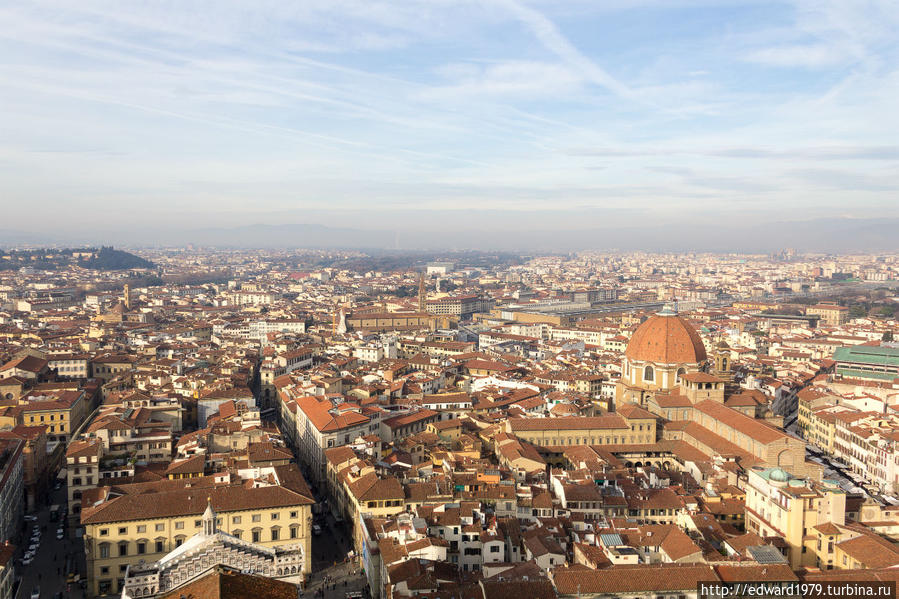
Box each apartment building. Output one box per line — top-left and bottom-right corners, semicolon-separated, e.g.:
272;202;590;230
426;295;493;318
0;440;24;543
807;304;849;326
279;392;380;483
19;388;88;445
80;465;313;596
744;467;846;568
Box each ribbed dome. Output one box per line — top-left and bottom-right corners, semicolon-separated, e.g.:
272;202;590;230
625;312;708;364
769;468;790;482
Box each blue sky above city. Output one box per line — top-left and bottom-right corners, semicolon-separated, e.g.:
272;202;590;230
1;0;897;235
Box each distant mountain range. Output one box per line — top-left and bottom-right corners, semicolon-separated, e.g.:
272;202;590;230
3;217;897;253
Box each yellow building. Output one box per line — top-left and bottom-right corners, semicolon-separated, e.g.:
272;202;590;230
807;304;849;326
744;467;846;568
20;389;87;445
506;411;656;447
427;418;463;441
80;467;314;597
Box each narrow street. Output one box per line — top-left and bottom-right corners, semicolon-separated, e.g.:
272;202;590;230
15;479;86;599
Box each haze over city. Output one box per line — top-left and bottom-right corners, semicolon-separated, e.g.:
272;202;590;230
1;0;898;250
3;3;899;598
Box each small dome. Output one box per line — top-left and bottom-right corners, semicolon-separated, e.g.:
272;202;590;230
625;312;708;365
769;468;790;482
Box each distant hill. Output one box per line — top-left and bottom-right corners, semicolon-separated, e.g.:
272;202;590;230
0;246;154;271
5;216;899;253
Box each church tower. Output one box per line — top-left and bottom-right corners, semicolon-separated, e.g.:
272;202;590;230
714;339;731;379
418;271;427;313
123;284;131;310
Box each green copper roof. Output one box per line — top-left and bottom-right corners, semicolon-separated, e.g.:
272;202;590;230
833;344;899;367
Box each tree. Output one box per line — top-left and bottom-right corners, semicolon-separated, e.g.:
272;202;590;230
884;330;895;342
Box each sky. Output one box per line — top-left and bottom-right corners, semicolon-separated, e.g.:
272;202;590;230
1;0;898;238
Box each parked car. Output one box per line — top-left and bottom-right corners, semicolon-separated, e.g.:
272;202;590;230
312;524;322;536
21;556;33;566
24;515;38;522
30;586;40;599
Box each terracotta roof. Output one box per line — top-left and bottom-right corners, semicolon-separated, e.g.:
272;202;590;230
694;400;788;445
508;415;628;432
625;313;708;364
552;563;717;594
81;466;313;524
0;355;48;373
159;567;299;599
837;533;899;568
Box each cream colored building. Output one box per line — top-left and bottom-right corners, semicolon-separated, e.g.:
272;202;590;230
80;466;313;597
744;467;846;568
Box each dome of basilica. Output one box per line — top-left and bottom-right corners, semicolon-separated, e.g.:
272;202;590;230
625;306;707;365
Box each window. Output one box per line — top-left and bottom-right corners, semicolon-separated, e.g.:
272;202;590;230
252;514;261;523
271;512;279;520
155;523;164;532
194;520;202;528
643;365;654;382
137;542;146;554
490;545;500;553
175;537;184;547
101;567;109;575
175;521;184;530
252;529;261;543
290;526;299;539
155;540;164;553
290;511;298;519
118;542;128;557
100;529;109;536
99;543;110;558
271;528;280;541
136;525;146;533
118;527;127;535
232;516;242;525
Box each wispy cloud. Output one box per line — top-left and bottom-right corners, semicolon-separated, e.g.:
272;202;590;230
0;0;896;230
492;0;637;100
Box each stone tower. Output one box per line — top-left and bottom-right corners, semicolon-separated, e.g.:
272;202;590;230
418;271;427;313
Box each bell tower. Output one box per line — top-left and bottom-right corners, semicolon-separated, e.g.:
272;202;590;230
714;339;731;379
418;271;427;313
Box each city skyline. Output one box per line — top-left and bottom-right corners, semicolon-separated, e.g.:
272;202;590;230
2;0;898;237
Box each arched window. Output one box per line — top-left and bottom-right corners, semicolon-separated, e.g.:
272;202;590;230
643;365;654;382
676;367;686;384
